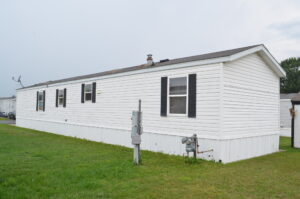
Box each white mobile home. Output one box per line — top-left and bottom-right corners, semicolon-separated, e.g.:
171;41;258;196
280;93;298;137
0;96;16;115
16;45;286;163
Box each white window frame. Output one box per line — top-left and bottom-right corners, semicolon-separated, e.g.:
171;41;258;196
84;83;93;102
38;91;44;111
58;89;64;107
167;75;188;116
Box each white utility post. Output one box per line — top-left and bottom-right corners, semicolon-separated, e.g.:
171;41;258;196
131;100;142;164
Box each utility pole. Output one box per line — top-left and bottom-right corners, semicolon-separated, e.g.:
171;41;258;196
131;100;142;165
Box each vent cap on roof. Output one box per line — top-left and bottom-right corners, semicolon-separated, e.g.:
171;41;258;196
147;54;154;65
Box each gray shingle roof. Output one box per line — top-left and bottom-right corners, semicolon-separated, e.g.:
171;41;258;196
0;96;16;100
20;44;261;89
292;92;300;102
280;93;298;99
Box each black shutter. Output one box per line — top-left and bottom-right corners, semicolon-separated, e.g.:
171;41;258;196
81;84;85;103
161;77;168;116
63;88;67;107
36;91;39;111
43;90;46;112
56;89;58;107
188;74;197;118
92;82;96;103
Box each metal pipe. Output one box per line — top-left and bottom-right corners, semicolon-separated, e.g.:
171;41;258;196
197;149;214;154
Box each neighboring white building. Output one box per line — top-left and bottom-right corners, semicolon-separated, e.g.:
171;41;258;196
291;93;300;148
280;93;298;137
16;44;286;163
0;96;16;114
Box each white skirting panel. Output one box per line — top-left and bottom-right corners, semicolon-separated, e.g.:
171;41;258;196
16;118;278;163
219;134;279;163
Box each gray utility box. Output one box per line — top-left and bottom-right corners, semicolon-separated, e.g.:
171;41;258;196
131;111;142;145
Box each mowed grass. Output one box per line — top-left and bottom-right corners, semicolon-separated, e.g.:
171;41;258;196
0;117;8;120
0;125;299;199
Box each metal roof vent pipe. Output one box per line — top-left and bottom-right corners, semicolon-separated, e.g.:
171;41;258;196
147;54;154;66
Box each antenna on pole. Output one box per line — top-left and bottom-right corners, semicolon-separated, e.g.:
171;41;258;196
12;75;24;88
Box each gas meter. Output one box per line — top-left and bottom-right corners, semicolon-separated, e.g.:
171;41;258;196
182;134;198;158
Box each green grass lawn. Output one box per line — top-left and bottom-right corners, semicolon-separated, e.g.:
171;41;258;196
0;125;299;199
0;117;8;120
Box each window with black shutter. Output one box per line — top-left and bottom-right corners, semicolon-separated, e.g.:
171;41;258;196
37;91;45;111
161;74;197;117
81;82;96;103
56;89;66;107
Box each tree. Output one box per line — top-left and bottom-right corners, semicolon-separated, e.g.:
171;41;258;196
280;57;300;93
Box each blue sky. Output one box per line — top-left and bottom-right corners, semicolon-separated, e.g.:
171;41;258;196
1;0;300;97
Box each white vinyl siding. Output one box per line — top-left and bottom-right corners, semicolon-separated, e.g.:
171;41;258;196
223;53;280;137
16;63;222;138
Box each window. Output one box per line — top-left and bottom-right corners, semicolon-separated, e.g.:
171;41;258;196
168;77;187;114
38;92;44;111
81;82;96;103
84;84;92;101
58;90;64;106
56;89;66;107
